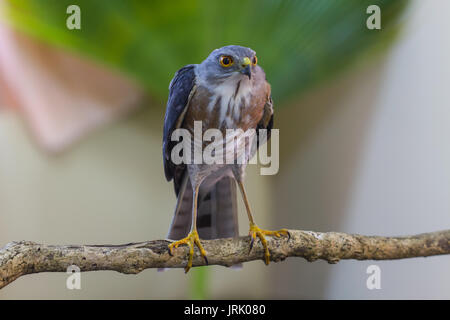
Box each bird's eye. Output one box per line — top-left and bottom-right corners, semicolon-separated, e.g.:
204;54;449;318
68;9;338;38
219;55;234;67
252;56;257;65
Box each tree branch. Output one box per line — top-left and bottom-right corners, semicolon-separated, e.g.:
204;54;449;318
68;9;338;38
1;229;449;289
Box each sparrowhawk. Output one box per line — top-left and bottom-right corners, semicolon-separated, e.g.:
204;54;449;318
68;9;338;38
162;45;288;272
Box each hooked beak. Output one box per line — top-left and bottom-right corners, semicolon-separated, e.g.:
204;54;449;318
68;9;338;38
240;57;252;79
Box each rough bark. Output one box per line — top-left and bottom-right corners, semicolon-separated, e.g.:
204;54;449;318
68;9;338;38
1;229;449;289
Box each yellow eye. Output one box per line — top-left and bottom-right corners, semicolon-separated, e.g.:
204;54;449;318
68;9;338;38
252;56;257;65
219;55;234;67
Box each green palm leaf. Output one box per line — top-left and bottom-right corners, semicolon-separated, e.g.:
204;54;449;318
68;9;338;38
3;0;408;105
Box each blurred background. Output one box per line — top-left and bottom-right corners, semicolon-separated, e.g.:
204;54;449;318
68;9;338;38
1;0;449;299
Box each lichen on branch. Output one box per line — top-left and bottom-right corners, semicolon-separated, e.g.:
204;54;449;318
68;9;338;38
1;229;449;289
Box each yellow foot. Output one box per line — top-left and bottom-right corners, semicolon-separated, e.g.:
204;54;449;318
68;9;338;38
168;230;208;273
248;223;290;265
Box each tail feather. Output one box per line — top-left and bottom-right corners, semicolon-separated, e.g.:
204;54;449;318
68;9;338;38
197;175;239;239
167;172;192;240
167;173;239;241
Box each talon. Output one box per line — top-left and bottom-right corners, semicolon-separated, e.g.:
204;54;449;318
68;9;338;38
167;230;207;273
277;229;290;238
248;223;289;266
249;236;255;253
262;251;270;265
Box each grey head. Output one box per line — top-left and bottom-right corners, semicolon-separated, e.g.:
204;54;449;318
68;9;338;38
196;45;258;85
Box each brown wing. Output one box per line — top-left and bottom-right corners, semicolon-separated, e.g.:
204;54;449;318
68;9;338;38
256;87;274;148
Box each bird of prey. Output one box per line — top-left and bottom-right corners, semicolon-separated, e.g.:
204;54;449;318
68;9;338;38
163;45;288;272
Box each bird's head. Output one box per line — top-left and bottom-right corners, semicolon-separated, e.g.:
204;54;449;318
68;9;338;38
197;45;258;84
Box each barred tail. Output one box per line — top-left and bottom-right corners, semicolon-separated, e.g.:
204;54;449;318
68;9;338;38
167;173;239;241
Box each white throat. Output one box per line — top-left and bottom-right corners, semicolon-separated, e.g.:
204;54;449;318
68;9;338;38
204;74;253;127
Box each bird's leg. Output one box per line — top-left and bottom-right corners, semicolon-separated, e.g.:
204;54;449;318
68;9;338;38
168;183;208;273
236;180;289;265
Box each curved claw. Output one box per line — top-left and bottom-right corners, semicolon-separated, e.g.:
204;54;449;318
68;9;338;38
167;230;208;273
248;224;290;265
249;236;255;253
184;241;194;273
